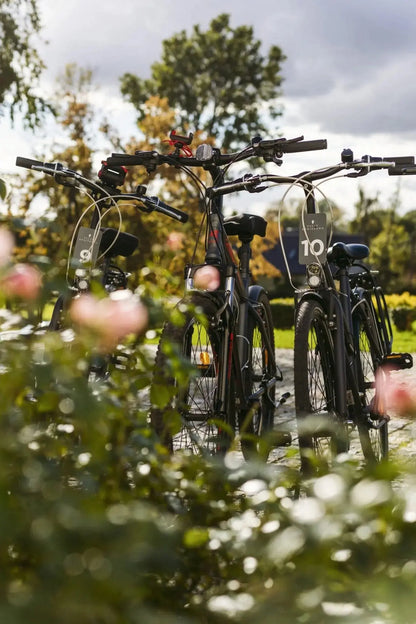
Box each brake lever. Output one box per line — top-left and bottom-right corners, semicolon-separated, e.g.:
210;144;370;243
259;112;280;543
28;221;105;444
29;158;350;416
54;171;78;187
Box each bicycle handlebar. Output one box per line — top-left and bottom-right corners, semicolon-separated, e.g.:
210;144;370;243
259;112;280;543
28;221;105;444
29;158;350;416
15;156;188;223
205;154;403;198
106;135;328;171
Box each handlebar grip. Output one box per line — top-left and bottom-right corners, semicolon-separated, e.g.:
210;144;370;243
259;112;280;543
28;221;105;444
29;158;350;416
146;196;188;223
282;139;328;153
206;176;263;198
106;152;158;167
16;156;58;171
388;164;416;176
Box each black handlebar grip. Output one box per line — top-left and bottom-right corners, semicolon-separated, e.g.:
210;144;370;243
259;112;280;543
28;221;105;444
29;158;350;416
282;139;328;153
383;156;415;165
388;164;416;176
147;197;188;223
16;156;48;169
106;152;158;167
15;157;63;175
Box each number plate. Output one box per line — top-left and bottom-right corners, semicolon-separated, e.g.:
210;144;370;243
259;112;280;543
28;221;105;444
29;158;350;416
71;227;103;268
298;213;327;264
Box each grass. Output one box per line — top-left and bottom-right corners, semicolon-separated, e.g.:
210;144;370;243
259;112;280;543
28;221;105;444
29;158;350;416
275;327;416;352
389;330;416;353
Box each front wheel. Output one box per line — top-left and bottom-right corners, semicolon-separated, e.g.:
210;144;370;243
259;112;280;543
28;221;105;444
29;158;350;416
150;292;235;455
294;298;348;474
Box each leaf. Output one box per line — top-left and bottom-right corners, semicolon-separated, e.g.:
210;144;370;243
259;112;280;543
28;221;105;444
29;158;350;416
183;527;209;548
0;179;7;200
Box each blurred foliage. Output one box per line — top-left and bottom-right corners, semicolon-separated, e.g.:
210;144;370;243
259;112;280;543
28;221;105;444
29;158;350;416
0;259;413;622
2;289;416;622
0;177;7;200
120;13;285;150
0;0;51;127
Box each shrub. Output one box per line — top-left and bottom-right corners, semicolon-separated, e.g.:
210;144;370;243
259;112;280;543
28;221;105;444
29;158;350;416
2;255;416;623
269;298;294;329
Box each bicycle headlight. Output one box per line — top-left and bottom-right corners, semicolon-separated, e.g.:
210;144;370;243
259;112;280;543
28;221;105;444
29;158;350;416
307;263;322;288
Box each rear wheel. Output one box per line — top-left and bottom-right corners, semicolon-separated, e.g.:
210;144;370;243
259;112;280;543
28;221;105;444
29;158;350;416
150;292;235;455
239;291;277;460
354;303;389;462
294;299;348;474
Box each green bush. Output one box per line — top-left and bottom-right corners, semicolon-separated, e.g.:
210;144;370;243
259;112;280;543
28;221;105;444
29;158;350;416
391;306;416;332
269;298;294;329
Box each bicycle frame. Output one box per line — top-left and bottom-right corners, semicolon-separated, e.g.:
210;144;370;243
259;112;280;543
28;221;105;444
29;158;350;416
297;181;385;428
184;171;280;419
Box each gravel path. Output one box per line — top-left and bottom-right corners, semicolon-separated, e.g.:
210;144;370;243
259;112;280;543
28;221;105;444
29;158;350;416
270;349;416;467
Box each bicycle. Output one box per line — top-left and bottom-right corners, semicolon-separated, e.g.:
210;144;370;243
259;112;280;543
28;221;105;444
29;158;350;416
15;155;188;380
206;149;414;473
107;132;327;458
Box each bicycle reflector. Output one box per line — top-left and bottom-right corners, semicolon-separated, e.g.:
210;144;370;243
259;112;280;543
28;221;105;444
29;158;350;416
197;351;211;369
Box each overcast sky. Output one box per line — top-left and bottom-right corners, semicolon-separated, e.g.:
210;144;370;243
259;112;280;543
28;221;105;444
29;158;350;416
3;0;416;217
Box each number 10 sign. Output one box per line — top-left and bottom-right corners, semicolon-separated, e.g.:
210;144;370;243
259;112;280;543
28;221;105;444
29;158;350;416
298;213;327;264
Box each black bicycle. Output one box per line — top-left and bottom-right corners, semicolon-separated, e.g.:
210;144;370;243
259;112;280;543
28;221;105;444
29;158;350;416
107;132;327;458
207;149;414;473
15;156;188;379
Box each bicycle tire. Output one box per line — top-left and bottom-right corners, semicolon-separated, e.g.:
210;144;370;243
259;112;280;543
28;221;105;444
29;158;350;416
239;290;276;460
150;292;235;455
294;298;348;474
354;302;389;462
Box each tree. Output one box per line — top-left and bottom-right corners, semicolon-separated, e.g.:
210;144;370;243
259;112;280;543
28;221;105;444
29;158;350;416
120;13;285;149
4;65;101;271
349;185;384;246
0;0;50;127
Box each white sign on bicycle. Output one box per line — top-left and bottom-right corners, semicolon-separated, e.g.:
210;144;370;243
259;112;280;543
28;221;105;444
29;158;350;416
298;213;327;264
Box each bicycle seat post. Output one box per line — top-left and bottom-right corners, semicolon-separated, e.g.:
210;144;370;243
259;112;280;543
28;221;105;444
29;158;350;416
236;236;252;371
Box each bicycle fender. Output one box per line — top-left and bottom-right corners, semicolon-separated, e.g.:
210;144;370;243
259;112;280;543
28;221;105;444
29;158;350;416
294;290;328;321
248;284;267;302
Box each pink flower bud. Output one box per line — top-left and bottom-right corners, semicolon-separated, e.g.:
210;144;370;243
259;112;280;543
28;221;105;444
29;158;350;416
193;265;221;291
1;263;42;300
166;231;184;251
0;228;15;267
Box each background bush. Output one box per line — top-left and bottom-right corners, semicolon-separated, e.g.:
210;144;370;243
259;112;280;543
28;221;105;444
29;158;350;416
269;298;295;329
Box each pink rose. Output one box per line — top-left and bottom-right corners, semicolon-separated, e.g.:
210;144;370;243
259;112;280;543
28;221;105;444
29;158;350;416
193;265;221;291
375;367;416;416
1;263;42;300
70;291;148;351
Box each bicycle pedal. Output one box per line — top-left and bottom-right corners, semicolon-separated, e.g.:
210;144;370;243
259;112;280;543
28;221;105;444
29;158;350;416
277;391;291;406
382;352;413;370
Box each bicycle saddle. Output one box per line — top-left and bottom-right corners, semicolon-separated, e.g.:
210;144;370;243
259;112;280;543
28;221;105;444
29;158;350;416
327;241;369;265
223;213;267;239
99;228;139;257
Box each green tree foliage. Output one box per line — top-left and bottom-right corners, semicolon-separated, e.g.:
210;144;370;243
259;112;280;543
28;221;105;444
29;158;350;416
120;13;285;149
349;183;416;293
0;0;50;127
349;185;384;246
4;65;97;267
